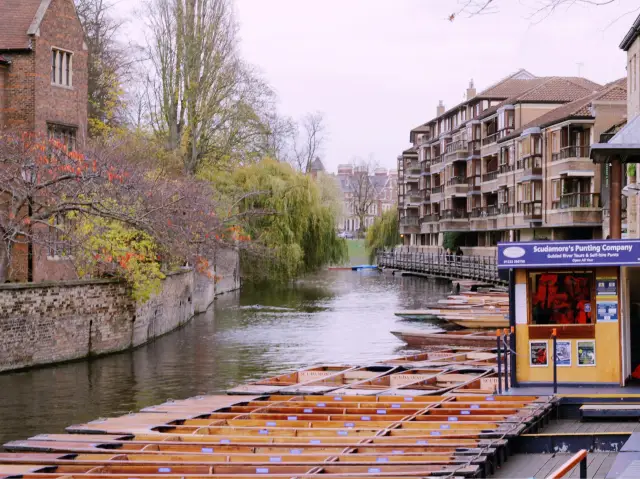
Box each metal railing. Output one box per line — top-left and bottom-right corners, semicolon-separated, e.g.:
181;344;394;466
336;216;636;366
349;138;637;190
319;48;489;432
377;250;502;283
482;132;499;146
552;193;600;209
547;450;588;479
482;170;499;182
517;154;542;172
484;205;499;217
441;208;468;219
445;140;468;154
446;176;466;186
468;139;481;155
467;175;481;190
400;216;419;226
422;214;439;223
551;145;591;161
432;185;444;194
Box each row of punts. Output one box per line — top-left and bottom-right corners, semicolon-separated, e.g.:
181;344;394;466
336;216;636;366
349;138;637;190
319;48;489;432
0;348;555;479
2;392;555;478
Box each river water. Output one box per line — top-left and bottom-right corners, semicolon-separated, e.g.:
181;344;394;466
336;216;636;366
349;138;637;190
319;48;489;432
0;270;452;445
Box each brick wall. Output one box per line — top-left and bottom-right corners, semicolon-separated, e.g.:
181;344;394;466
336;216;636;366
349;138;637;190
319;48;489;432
0;269;194;373
0;52;36;132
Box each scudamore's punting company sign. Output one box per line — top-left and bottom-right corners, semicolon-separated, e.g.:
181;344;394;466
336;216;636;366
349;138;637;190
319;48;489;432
497;240;640;269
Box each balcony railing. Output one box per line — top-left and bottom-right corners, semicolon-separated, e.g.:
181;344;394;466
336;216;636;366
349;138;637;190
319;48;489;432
468;139;481;155
482;170;499;182
406;195;422;204
432;155;444;165
442;208;468;219
499;163;514;174
484;205;499;217
432;185;444;194
552;193;600;209
551;145;591;162
422;214;440;223
499;204;514;215
470;207;482;218
447;176;466;186
523;201;542;219
400;216;420;226
482;132;499;146
445;140;468;154
516;154;542;174
466;175;481;190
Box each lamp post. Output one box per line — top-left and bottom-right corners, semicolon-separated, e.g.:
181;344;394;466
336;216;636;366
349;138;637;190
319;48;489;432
21;163;36;282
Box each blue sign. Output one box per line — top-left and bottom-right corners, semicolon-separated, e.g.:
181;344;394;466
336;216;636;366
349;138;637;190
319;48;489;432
497;240;640;269
597;301;618;322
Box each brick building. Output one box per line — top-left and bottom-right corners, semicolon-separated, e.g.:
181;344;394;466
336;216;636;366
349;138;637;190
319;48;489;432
0;0;88;146
1;0;88;282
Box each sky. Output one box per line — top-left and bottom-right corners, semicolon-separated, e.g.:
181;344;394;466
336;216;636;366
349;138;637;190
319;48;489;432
116;0;639;173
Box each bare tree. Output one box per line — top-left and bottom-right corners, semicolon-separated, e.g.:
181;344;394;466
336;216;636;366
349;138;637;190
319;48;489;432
349;157;380;238
75;0;138;134
292;112;326;173
450;0;637;23
145;0;274;174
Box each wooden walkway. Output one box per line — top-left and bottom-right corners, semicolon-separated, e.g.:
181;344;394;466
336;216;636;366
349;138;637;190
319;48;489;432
494;452;617;478
543;419;640;434
377;252;504;284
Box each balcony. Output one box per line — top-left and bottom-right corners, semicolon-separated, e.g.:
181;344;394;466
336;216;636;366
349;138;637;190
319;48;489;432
516;154;542;175
523;201;542;220
447;176;466;186
499;204;514;215
441;209;468;220
551;146;591;162
499;163;514;174
470;207;482;218
482;132;499;146
466;175;481;193
445;140;468;154
422;214;440;223
432;155;444;165
484;205;499;217
432;185;444;194
400;216;420;226
468;139;481;156
405;195;422;204
482;170;498;182
552;193;600;210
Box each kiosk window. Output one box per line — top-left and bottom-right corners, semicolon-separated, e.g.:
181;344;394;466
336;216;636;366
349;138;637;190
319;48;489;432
530;272;593;325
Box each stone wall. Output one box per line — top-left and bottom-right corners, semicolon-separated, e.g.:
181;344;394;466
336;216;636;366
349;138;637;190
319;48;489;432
0;269;194;373
193;247;241;314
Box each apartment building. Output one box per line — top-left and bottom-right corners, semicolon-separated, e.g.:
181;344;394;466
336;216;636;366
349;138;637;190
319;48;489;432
398;70;627;252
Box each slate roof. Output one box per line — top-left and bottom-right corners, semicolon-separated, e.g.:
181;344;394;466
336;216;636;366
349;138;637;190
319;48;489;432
497;78;626;143
310;157;325;172
0;0;43;50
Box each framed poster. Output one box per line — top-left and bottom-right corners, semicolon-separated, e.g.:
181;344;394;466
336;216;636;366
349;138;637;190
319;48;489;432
529;341;548;367
577;340;596;367
555;340;571;367
596;301;618;322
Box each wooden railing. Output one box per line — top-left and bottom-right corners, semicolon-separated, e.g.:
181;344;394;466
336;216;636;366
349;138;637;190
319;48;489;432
547;450;588;479
377;251;502;283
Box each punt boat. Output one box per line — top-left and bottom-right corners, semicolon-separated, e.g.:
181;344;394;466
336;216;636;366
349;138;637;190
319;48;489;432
277;366;399;395
383;369;493;396
442;315;509;329
330;368;448;396
391;330;496;348
227;365;356;395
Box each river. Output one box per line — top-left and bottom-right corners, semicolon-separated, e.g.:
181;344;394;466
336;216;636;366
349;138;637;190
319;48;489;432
0;269;452;445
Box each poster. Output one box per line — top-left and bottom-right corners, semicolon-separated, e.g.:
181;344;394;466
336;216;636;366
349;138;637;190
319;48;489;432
529;341;548;367
577;340;596;367
596;278;617;296
596;301;618;322
556;341;571;367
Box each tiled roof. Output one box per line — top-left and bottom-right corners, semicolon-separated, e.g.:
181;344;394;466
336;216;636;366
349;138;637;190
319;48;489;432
310;157;325;172
410;124;431;133
0;0;44;50
497;78;627;142
477;78;545;99
620;13;640;51
513;77;601;103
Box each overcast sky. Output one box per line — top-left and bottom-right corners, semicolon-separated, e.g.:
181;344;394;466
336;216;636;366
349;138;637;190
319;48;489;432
117;0;639;173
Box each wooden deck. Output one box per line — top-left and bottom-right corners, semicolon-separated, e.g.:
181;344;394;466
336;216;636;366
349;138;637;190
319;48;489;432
494;452;617;478
542;419;640;434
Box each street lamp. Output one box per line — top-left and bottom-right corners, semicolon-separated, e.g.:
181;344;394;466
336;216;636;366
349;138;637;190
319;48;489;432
21;162;36;282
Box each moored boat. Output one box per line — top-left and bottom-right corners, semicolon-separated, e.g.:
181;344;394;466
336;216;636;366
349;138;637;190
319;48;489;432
331;368;448;395
384;368;493;396
443;315;509;329
277;365;399;395
227;365;356;395
391;330;497;348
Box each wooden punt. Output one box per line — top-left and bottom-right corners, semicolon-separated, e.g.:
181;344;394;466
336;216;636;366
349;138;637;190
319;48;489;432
443;316;509;329
226;365;357;395
330;369;448;396
277;366;399;395
390;330;496;348
384;369;492;397
380;349;485;366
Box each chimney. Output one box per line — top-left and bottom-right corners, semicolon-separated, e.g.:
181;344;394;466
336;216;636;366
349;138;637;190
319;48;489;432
466;79;476;100
436;100;445;117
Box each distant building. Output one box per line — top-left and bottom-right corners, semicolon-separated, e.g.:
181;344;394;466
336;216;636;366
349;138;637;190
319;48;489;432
336;164;397;234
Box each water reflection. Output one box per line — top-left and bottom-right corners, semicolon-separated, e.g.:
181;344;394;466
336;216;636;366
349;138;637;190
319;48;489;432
0;270;451;444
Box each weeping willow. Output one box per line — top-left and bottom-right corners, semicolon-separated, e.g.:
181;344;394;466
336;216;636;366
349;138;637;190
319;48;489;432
365;208;400;263
206;159;347;283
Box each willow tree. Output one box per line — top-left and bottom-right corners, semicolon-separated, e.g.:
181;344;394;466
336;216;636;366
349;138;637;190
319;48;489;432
365;208;400;264
203;159;347;283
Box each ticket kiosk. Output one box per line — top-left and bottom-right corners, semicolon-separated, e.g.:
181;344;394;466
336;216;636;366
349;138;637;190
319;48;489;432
498;239;640;386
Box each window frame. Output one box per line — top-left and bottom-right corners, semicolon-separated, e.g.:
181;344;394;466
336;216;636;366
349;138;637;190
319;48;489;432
51;47;74;88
